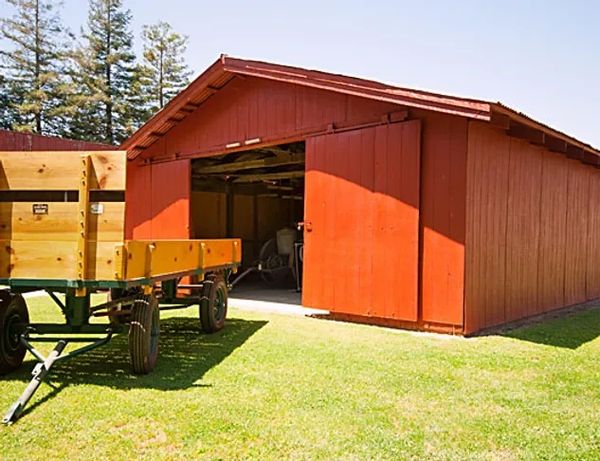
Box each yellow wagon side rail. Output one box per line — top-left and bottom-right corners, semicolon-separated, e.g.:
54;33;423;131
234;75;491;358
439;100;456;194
114;239;242;281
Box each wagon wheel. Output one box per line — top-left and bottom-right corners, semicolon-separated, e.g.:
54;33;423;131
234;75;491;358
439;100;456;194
128;294;160;374
199;273;228;333
258;238;290;285
0;292;29;375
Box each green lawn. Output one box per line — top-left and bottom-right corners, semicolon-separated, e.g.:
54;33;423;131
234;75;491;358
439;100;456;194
1;296;599;460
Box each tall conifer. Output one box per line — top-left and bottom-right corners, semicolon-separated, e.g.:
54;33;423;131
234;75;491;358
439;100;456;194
73;0;136;144
0;0;72;134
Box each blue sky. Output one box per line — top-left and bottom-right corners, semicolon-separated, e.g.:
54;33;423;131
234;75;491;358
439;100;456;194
2;0;599;147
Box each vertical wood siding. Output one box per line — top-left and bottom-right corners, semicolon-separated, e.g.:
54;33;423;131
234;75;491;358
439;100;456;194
140;77;399;160
504;137;543;321
125;158;190;239
418;111;467;326
128;77;469;329
586;177;600;300
537;151;568;312
0;129;111;151
465;121;600;333
303;121;421;321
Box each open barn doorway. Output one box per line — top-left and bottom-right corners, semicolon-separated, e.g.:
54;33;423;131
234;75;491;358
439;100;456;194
190;142;305;304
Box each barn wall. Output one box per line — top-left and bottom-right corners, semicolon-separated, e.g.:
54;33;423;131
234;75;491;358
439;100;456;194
464;121;600;334
0;129;111;151
128;76;468;330
125;158;190;239
415;110;467;327
140;76;400;160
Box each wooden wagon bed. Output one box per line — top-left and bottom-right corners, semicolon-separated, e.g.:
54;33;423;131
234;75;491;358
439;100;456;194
0;150;241;424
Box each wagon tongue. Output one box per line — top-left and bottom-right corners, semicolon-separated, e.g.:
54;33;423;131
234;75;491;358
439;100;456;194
3;332;113;425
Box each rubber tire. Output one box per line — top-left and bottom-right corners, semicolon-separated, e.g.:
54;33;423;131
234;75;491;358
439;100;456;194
128;294;160;375
199;274;228;333
0;293;29;375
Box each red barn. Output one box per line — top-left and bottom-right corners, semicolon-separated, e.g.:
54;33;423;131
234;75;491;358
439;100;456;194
121;55;600;335
0;129;111;151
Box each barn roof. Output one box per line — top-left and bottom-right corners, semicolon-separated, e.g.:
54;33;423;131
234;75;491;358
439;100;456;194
121;55;600;163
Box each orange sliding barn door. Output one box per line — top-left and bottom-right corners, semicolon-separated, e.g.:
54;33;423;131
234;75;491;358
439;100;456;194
302;120;421;321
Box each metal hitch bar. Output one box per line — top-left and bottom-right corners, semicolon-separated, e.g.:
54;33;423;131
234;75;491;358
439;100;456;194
3;329;113;424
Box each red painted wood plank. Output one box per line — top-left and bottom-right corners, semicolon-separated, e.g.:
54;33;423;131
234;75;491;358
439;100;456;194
586;173;600;300
125;158;152;239
537;151;568;312
504;138;543;321
564;161;590;306
303;121;420;321
420;112;467;326
464;122;510;333
150;159;191;239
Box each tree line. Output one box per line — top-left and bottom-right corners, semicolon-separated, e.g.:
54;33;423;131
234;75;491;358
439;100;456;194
0;0;192;144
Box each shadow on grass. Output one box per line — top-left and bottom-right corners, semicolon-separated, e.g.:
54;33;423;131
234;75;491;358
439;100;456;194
3;316;267;397
499;306;600;349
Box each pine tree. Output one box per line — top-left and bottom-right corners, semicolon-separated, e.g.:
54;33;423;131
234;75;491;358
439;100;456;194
74;0;136;144
139;21;191;115
0;74;15;130
0;0;72;135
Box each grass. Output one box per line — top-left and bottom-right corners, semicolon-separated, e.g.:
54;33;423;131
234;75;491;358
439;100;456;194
1;295;599;460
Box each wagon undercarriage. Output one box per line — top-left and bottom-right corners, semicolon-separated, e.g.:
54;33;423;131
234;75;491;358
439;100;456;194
1;271;233;424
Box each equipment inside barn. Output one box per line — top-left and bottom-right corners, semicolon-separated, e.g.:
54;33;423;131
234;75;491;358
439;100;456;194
191;142;305;292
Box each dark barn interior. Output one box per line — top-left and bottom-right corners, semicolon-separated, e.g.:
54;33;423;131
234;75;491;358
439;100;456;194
191;142;305;289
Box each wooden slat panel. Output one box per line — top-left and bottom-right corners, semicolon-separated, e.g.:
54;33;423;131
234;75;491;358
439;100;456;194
465;121;600;334
303;121;420;321
150;159;190;238
125;157;152;239
0;240;119;280
371;121;420;321
88;202;126;241
89;151;126;190
0;151;125;190
564;161;590;306
465;122;510;333
0;202;124;241
121;240;148;279
121;239;241;280
537;151;568;312
0;203;78;241
586;173;600;300
504;138;542;321
201;239;241;269
148;240;201;277
0;240;78;279
420;111;467;326
88;241;122;279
